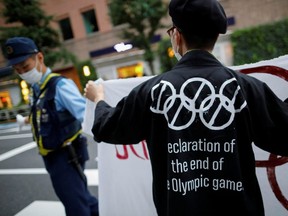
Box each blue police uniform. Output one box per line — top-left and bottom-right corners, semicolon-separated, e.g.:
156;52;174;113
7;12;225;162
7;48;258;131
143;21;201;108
3;36;99;216
30;69;99;216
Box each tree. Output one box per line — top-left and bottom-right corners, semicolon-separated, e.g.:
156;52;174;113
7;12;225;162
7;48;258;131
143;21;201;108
231;18;288;65
108;0;168;75
0;0;76;67
157;38;177;73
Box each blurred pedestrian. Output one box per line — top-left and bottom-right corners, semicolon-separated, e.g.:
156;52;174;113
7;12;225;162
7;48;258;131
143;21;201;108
3;37;99;216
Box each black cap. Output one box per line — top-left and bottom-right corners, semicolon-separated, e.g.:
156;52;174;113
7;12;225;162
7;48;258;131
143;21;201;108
3;37;39;66
169;0;227;35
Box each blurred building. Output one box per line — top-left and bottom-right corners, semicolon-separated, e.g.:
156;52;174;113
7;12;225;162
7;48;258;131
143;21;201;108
0;0;288;109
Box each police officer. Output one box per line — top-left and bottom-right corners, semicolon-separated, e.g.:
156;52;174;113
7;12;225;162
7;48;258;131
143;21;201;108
3;37;99;216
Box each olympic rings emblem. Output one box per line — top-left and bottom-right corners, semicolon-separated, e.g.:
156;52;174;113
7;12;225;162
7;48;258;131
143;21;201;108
150;77;247;130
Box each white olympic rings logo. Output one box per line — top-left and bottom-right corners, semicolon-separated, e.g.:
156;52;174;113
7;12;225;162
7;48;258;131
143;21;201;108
150;77;247;131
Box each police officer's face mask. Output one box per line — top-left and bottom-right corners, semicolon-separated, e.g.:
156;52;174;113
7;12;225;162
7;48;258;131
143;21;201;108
19;57;42;84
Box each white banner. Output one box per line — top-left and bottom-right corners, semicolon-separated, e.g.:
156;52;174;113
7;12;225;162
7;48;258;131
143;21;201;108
83;76;157;216
83;55;288;216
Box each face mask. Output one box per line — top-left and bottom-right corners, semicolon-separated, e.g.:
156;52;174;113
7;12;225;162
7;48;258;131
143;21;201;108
19;58;42;84
171;38;182;61
174;51;182;61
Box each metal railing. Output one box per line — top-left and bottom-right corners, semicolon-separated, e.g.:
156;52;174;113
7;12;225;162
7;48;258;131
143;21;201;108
0;105;30;122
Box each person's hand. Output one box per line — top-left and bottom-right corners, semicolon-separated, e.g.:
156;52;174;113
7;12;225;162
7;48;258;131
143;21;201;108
84;80;105;103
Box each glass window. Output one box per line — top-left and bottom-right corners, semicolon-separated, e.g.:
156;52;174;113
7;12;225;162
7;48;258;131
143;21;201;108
117;63;144;78
59;18;74;40
82;9;99;34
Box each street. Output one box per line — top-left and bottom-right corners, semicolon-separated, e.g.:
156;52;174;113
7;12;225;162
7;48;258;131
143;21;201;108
0;123;99;216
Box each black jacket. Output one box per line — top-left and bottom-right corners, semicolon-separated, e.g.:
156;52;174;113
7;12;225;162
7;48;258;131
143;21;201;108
92;50;288;216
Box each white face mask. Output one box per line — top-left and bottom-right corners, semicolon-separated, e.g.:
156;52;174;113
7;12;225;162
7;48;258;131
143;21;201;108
19;58;42;84
174;51;182;61
171;37;182;61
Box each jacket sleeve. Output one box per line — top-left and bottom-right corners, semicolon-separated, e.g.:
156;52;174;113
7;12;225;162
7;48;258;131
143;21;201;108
243;75;288;156
91;84;150;144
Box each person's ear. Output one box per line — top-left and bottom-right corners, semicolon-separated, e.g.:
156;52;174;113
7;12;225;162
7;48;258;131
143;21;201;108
175;30;182;54
37;52;44;64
